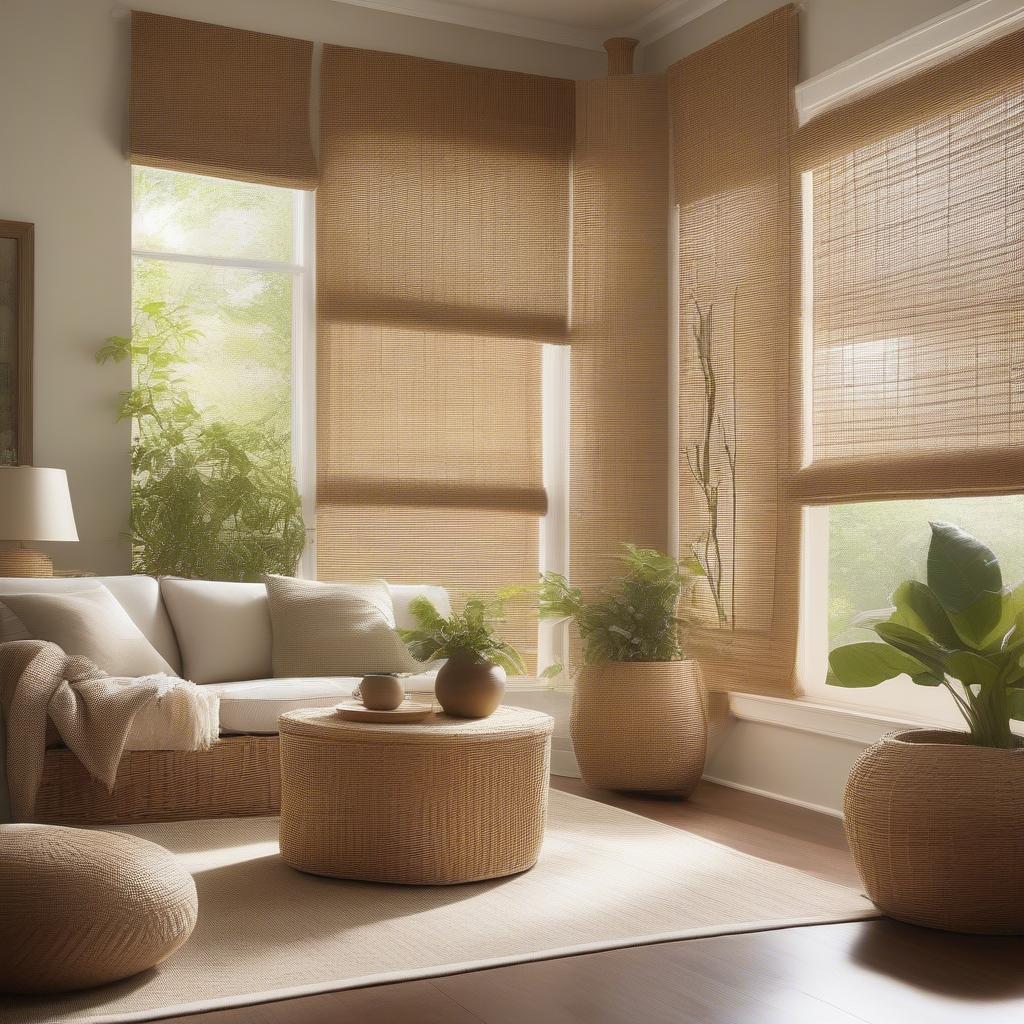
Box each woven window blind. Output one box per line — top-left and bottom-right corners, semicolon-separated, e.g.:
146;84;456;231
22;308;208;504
791;28;1024;504
670;6;800;695
129;12;317;190
571;75;671;598
317;46;573;668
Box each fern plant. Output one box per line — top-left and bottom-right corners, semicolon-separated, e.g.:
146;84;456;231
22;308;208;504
98;300;305;581
539;544;703;674
399;593;527;676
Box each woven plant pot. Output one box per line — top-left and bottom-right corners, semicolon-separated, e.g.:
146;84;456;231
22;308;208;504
570;660;706;795
844;729;1024;934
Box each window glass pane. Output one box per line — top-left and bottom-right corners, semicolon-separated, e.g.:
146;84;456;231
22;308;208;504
133;256;292;434
827;496;1024;728
132;167;294;263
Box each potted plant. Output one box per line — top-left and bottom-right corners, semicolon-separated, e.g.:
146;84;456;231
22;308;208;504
399;593;526;719
829;521;1024;933
539;544;705;795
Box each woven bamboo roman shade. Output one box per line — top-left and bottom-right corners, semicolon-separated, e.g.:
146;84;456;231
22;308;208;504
670;6;799;695
317;46;573;668
129;12;317;189
791;27;1024;504
571;74;671;598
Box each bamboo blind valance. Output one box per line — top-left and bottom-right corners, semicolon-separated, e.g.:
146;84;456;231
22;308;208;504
792;26;1024;504
670;6;799;696
129;12;317;190
571;74;671;600
316;46;572;668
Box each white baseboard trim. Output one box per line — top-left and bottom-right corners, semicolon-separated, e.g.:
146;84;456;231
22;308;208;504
550;747;581;778
701;774;844;820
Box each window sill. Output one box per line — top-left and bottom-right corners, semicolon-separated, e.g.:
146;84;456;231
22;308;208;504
728;693;936;745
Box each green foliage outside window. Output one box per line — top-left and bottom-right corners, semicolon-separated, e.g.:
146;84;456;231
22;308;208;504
98;300;305;581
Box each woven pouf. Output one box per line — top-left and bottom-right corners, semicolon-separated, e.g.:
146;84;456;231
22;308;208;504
845;730;1024;934
279;706;553;884
0;824;198;993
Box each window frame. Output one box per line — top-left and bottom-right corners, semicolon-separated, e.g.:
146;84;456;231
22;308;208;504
130;170;316;575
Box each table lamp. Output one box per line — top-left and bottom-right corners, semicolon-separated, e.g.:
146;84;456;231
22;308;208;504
0;466;79;577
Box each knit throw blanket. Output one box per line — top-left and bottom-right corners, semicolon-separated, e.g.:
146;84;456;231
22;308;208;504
0;640;219;821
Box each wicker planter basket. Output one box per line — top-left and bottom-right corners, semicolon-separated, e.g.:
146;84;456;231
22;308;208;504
844;729;1024;934
570;660;706;795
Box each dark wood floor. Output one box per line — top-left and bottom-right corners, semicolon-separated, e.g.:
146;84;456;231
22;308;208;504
164;778;1023;1024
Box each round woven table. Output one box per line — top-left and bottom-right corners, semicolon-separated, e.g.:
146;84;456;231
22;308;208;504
278;706;553;885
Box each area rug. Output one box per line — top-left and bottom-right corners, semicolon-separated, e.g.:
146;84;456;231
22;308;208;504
3;790;876;1024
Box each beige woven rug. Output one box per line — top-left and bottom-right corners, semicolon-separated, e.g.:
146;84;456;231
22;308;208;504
5;790;876;1024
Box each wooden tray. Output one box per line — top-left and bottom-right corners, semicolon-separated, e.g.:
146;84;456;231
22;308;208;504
334;701;434;724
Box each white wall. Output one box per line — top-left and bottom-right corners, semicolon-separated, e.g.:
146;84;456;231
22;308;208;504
643;0;968;77
0;0;603;575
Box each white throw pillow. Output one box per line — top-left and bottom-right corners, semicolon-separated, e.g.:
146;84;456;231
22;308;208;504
160;578;273;685
387;583;453;630
0;587;175;678
265;575;420;678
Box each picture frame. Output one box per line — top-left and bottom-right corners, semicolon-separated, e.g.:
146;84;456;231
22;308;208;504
0;219;33;465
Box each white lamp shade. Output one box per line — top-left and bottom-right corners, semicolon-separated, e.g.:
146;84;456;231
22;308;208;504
0;467;79;542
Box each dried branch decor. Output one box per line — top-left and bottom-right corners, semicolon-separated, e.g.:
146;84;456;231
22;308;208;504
684;297;736;626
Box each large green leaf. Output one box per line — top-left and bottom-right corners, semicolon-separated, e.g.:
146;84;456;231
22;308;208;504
927;521;1001;620
889;581;960;648
1009;689;1024;722
945;650;1000;688
873;621;950;677
827;643;928;688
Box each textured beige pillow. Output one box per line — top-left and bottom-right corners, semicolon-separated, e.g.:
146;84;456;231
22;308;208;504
264;575;419;677
0;587;175;678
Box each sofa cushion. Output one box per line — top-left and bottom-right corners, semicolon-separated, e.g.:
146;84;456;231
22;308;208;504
0;587;175;678
387;583;453;630
0;576;181;675
206;673;440;734
160;578;272;685
265;576;419;678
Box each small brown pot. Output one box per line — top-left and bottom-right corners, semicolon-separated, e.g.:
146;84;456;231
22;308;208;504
434;656;506;719
358;674;405;711
844;729;1024;934
570;660;706;795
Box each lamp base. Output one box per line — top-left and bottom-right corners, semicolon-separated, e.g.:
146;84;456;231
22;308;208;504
0;547;54;577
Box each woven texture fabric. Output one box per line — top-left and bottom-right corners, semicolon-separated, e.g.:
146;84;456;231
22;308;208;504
0;792;876;1022
316;47;572;669
129;11;317;189
33;736;281;826
570;75;671;601
669;7;800;696
279;706;552;884
570;661;706;794
0;824;197;993
792;28;1024;503
264;575;419;677
844;730;1024;934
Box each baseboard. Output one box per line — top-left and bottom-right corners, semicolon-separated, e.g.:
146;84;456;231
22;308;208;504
701;774;844;820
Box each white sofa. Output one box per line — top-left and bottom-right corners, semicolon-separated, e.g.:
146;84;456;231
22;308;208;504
0;575;449;736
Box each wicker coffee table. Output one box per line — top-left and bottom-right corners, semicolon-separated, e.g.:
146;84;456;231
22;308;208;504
278;706;554;884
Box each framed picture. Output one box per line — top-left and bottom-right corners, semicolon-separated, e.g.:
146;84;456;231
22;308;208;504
0;220;33;465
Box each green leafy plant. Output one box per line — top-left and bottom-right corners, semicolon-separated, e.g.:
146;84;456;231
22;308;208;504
828;521;1024;749
399;592;527;676
539;544;703;674
98;300;305;581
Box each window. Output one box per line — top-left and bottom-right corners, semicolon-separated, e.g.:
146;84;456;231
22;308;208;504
129;167;313;577
801;499;1024;729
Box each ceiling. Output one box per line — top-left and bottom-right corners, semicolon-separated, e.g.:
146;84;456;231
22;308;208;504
332;0;727;50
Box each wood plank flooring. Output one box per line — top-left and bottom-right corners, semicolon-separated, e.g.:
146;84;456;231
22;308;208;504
158;778;1023;1024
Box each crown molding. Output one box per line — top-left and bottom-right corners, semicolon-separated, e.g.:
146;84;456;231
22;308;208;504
327;0;729;52
797;0;1024;125
619;0;729;45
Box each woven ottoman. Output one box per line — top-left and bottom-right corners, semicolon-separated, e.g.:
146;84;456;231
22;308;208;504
279;706;553;884
0;823;197;993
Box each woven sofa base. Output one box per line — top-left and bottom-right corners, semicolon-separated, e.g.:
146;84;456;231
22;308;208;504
32;735;281;826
